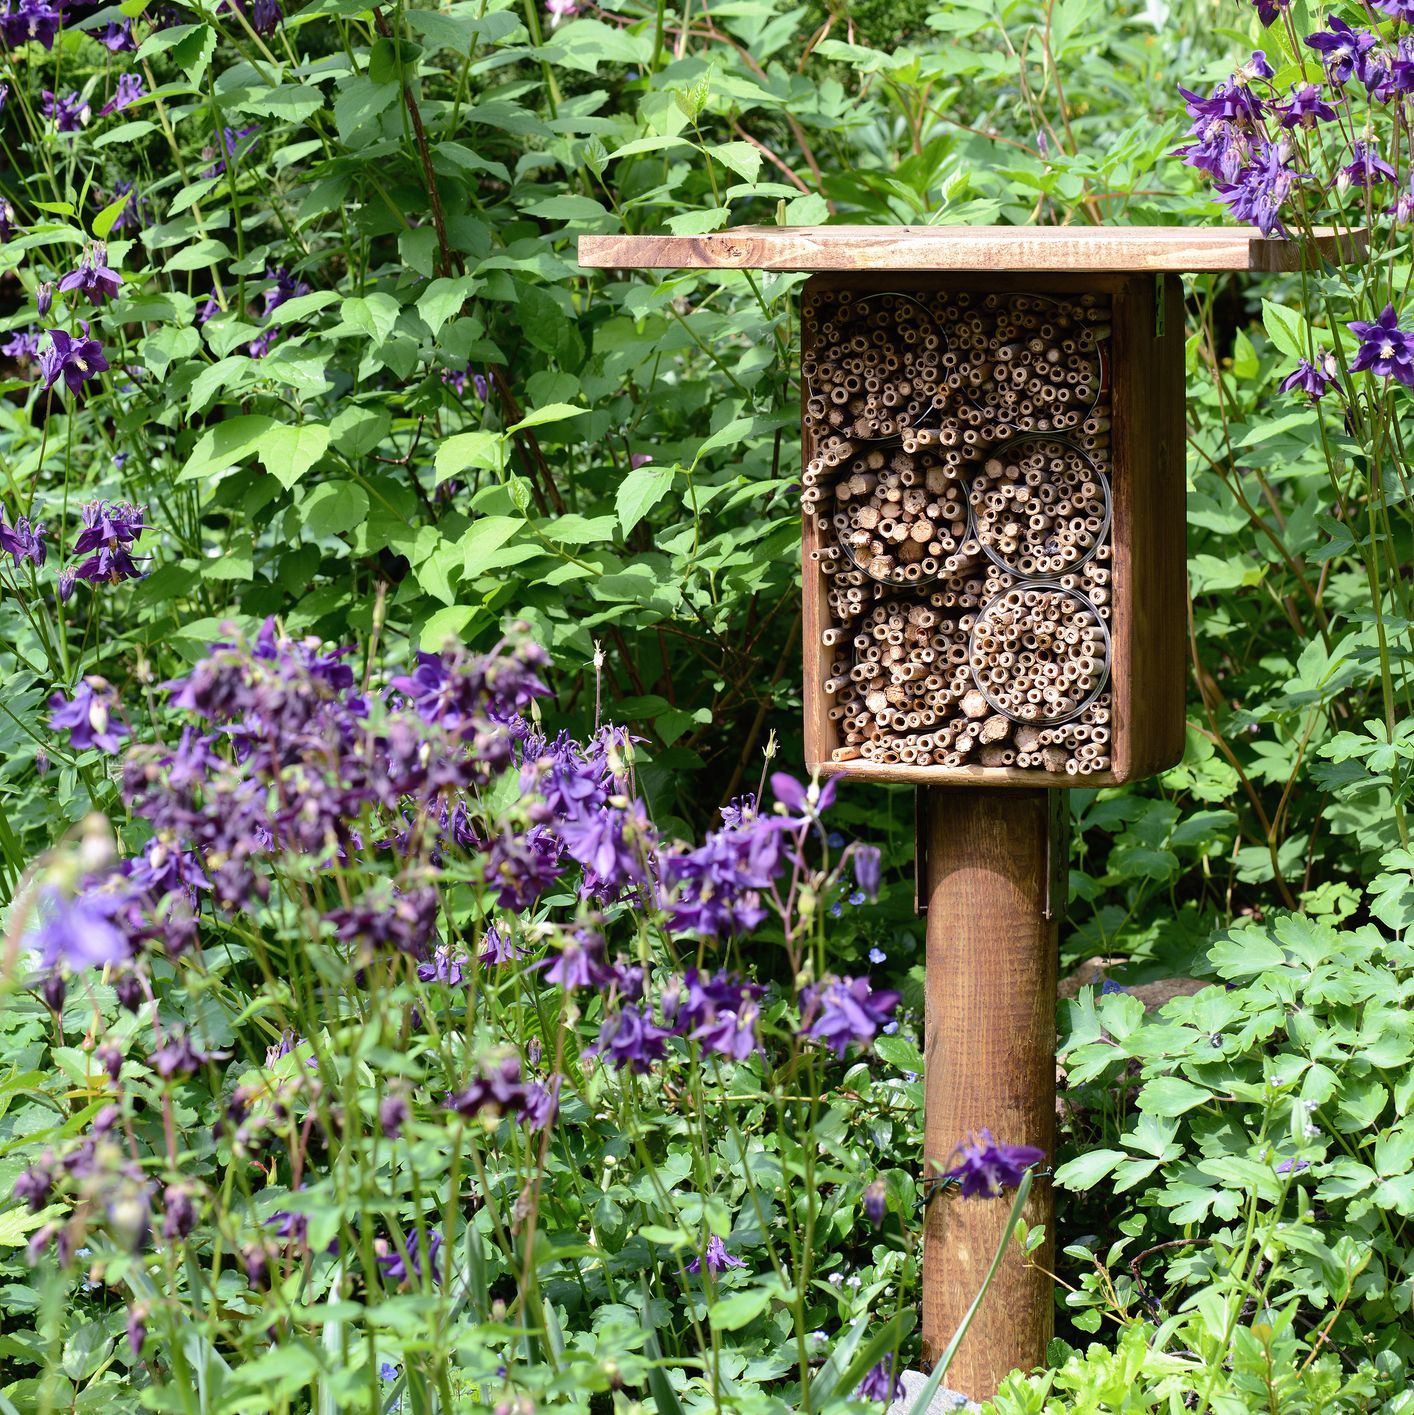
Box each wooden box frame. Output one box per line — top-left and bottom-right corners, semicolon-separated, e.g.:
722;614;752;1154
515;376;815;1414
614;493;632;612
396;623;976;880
801;271;1187;789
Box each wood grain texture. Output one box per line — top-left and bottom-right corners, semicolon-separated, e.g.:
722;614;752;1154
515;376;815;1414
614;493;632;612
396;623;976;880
1109;273;1188;781
579;225;1363;274
920;786;1059;1398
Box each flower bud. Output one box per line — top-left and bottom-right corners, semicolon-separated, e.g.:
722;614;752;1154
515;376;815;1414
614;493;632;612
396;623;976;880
36;281;52;316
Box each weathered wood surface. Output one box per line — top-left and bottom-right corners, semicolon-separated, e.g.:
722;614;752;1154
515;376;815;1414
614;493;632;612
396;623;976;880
920;786;1059;1398
579;224;1363;274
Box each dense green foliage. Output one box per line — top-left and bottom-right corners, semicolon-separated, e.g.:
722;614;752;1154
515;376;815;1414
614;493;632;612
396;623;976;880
3;0;1414;1407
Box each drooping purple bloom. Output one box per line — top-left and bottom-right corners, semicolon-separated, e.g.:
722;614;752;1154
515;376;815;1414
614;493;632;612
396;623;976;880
1275;1156;1310;1174
543;928;613;990
856;1356;902;1404
58;246;123;305
35;281;51;316
1349;304;1414;386
126;1307;146;1358
1305;16;1379;86
482;826;561;910
416;944;465;986
162;1184;196;1239
1391;174;1414;224
799;976;899;1058
591;1003;670;1073
99;73;144;116
689;992;763;1062
379;1095;407;1139
662;810;786;940
523;1074;561;1131
945;1130;1045;1198
851;843;881;900
1339;141;1397;191
1278;354;1339;400
1252;0;1287;24
71;498;149;583
203;124;259;178
557;801;652;896
1274;82;1338;128
33;887;131;971
150;1030;216;1078
49;678;126;752
41;89;89;131
1214;140;1308;238
479;920;525;965
862;1179;887;1228
2;330;41;363
1;0;61;48
38;326;110;396
0;514;45;567
378;1226;442;1285
446;1055;526;1119
770;770;837;820
686;1235;746;1275
99;18;134;48
223;0;281;32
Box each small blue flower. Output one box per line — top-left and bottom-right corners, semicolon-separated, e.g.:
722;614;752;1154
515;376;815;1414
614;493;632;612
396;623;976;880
829;902;843;917
882;1020;899;1035
868;946;887;964
827;831;846;848
379;1362;399;1381
848;890;867;907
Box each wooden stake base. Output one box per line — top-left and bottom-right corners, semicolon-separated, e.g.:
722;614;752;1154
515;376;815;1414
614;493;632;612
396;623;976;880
919;787;1061;1397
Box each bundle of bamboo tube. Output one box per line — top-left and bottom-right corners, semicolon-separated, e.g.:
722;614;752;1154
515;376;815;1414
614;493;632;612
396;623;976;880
805;287;1116;776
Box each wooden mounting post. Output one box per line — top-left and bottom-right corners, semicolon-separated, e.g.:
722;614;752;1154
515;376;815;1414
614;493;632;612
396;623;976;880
919;786;1063;1397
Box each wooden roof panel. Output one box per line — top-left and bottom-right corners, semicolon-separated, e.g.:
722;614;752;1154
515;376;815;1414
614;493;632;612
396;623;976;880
578;224;1363;274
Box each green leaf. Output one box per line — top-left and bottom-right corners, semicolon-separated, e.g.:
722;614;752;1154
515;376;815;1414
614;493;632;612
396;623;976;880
710;141;763;184
616;463;674;535
706;1287;771;1331
461;516;524;577
172;22;216;86
418;276;478;337
92;192;134;240
258;423;330;491
507;403;585;433
1136;1077;1213;1118
419;604;477;651
330;406;391;458
300;481;369;539
1262;299;1311;363
1053;1148;1127;1190
873;1034;923;1074
519;194;608;221
692;416;753;467
177;415;276;482
341;293;401;348
436;431;506;484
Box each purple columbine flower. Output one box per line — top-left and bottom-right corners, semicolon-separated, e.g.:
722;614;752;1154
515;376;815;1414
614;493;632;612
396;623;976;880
1275;1157;1310;1173
38;326;109;395
41;88;89;132
1275;82;1338;128
591;1003;670;1074
203;124;259;178
35;281;51;316
770;770;837;821
799;975;900;1057
862;1179;887;1228
99;72;144;116
1349;304;1414;387
58;245;123;305
856;1356;902;1404
851;843;881;900
1338;140;1397;191
1214;140;1308;238
1278;354;1339;400
99;17;134;48
33;886;131;971
686;1235;746;1275
378;1227;442;1285
49;678;125;752
446;1055;527;1119
1391;174;1414;224
523;1074;561;1132
0;514;45;567
2;330;41;363
1305;16;1378;86
1;0;62;49
945;1130;1045;1198
1252;0;1287;23
126;1306;146;1357
71;498;149;584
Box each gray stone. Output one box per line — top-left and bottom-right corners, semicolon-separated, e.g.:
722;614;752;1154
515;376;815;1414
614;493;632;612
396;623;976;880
885;1369;981;1414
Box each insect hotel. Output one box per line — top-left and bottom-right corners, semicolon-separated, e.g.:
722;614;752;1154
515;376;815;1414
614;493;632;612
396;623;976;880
579;226;1356;1399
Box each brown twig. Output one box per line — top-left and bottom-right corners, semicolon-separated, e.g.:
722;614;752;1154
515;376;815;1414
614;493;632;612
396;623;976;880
373;7;459;279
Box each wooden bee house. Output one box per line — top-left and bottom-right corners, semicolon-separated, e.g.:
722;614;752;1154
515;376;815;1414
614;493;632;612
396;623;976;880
580;224;1359;1400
